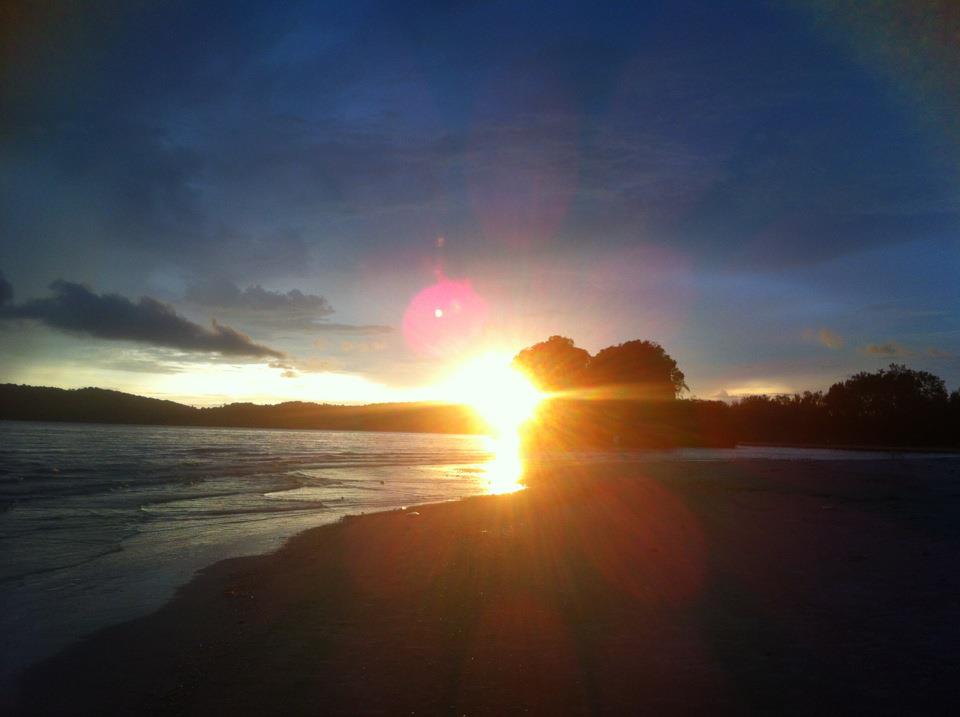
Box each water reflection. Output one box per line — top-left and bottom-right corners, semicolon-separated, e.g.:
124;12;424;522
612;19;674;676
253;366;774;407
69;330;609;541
483;430;526;495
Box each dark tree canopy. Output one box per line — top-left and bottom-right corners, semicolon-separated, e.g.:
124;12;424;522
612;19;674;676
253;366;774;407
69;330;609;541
513;336;686;399
585;340;687;399
824;363;948;418
730;364;958;447
512;335;591;391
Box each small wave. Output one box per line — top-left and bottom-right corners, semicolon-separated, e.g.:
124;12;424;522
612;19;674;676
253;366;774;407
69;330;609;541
139;502;327;518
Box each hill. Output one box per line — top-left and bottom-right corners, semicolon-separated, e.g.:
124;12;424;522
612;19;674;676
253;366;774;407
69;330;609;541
0;384;483;435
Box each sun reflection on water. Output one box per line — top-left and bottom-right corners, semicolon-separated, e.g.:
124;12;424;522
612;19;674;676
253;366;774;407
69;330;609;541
482;430;526;494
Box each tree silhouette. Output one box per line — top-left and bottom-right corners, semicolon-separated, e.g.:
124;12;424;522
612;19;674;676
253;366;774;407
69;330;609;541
729;363;957;447
512;335;591;391
825;363;948;415
585;340;687;399
514;336;687;398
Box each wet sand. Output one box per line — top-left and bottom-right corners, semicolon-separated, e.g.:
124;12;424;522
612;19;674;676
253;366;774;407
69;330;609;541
13;458;960;715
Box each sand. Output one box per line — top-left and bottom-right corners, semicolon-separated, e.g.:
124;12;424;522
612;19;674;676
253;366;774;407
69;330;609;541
12;457;960;715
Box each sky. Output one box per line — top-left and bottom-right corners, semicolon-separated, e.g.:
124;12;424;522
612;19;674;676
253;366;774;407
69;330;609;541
1;0;958;405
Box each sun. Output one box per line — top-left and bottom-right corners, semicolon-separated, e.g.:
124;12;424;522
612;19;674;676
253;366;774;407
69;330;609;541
441;352;544;435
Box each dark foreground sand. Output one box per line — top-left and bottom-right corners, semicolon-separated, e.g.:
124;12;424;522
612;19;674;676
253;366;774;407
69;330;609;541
13;458;960;715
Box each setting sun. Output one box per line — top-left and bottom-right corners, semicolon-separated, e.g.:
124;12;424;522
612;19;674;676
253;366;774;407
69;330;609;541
440;352;544;435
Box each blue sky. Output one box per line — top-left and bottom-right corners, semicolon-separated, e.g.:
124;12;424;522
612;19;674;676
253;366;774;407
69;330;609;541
1;0;958;404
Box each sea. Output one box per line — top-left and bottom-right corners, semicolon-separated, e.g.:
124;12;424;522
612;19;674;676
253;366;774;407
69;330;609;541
1;420;955;694
0;420;499;695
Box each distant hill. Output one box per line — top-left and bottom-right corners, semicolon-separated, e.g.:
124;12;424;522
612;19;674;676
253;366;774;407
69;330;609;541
0;384;485;435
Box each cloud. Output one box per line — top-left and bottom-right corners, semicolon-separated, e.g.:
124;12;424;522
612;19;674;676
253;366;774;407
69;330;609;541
340;339;387;353
104;357;184;375
864;342;913;358
803;327;844;349
315;323;393;335
817;328;844;350
186;279;333;316
185;279;390;335
269;356;337;378
926;347;955;359
1;279;283;358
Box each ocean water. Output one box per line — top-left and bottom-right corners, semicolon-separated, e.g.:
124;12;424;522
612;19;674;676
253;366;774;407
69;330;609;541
1;421;953;693
0;421;498;693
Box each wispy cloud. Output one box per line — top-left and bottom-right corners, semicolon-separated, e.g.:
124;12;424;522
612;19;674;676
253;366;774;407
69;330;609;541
315;323;393;335
804;327;844;349
864;342;912;358
269;356;338;378
340;339;387;353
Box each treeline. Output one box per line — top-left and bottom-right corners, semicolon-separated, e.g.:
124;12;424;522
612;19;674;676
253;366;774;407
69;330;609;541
0;384;483;435
3;361;959;449
523;368;960;451
728;364;960;448
513;335;959;449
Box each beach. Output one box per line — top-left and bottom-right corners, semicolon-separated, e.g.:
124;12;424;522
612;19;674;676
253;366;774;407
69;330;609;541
11;456;960;715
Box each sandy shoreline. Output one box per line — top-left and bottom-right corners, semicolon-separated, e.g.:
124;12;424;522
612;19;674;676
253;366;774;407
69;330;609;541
12;457;960;715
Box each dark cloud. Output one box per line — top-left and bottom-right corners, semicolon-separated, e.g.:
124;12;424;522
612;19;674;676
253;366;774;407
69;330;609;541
185;279;391;335
186;279;333;315
1;280;283;358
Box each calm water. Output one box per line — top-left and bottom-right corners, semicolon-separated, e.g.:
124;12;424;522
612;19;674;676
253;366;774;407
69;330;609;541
0;421;953;692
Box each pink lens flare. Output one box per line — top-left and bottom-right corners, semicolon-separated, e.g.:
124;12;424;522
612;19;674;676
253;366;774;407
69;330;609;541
402;278;488;357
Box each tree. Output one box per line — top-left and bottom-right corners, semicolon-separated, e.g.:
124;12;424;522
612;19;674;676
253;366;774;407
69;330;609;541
823;363;950;444
825;363;948;419
512;335;590;391
585;340;687;399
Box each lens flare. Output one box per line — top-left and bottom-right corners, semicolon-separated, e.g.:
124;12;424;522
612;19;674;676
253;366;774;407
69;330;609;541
402;278;487;357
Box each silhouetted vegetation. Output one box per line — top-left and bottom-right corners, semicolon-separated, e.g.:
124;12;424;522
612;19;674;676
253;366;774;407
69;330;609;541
2;361;958;448
515;336;717;449
0;384;483;435
515;336;959;449
512;336;590;391
513;335;686;398
729;364;959;448
526;398;733;450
